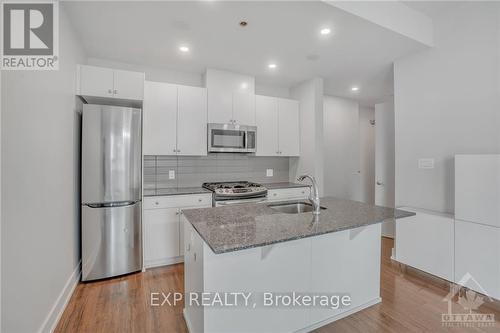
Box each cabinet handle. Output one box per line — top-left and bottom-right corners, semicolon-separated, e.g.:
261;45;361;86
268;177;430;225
187;244;191;252
273;193;277;197
107;89;112;94
113;89;118;94
173;149;176;153
155;201;159;205
198;198;202;202
194;252;197;262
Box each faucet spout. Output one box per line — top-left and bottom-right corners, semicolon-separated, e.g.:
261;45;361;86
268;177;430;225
297;175;321;215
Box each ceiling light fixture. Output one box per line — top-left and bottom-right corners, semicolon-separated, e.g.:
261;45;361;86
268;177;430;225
179;45;190;53
351;86;360;92
320;28;331;35
268;63;277;69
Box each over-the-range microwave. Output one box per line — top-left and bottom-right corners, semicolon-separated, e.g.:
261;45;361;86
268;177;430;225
207;123;257;153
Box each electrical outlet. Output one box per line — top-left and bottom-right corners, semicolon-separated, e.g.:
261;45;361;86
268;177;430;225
169;170;175;179
266;169;274;177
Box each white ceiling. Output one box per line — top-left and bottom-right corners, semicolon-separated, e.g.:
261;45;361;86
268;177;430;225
63;1;429;106
402;1;462;19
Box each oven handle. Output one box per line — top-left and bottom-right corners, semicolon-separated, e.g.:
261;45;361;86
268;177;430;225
216;197;267;206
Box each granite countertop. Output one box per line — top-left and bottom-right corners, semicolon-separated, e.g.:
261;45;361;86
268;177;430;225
182;197;415;254
143;187;212;197
262;182;311;190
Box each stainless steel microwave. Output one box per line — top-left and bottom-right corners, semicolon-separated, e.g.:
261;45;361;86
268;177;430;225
208;123;257;153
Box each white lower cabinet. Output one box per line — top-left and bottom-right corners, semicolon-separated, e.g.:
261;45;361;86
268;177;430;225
455;219;500;300
267;187;310;202
143;193;212;268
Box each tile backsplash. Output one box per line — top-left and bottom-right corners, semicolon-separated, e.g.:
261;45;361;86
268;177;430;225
144;154;290;190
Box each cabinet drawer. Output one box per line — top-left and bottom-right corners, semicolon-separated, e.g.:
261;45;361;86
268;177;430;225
267;187;310;201
144;193;212;209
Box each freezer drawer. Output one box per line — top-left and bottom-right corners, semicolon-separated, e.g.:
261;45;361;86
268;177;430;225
82;202;142;281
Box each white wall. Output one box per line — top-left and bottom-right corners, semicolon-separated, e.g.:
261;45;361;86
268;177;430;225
290;78;324;195
359;107;375;204
1;7;86;333
394;2;500;213
323;96;361;200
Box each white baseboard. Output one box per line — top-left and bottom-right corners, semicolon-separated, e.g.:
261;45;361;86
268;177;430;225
38;260;81;333
295;297;382;333
145;256;183;269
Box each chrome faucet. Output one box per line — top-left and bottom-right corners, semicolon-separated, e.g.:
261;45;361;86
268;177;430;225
297;175;321;215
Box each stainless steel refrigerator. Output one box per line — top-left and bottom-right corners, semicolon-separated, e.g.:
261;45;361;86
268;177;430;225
81;104;142;281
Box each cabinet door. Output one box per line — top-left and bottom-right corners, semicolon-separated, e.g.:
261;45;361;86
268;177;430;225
455;219;500;299
144;208;180;265
233;92;256;125
177;85;207;156
455;155;500;227
207;89;233;124
113;69;145;101
79;65;114;98
278;98;300;156
143;81;178;155
255;95;279;156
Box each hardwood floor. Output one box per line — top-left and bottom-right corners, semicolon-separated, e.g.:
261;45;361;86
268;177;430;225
55;238;500;332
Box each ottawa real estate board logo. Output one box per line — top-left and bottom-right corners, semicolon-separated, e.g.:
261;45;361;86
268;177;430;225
1;1;59;70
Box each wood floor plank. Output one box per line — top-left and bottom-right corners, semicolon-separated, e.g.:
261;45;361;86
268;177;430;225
55;238;500;332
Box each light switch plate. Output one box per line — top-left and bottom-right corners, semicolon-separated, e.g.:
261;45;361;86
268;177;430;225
266;169;274;177
418;158;435;169
169;170;175;179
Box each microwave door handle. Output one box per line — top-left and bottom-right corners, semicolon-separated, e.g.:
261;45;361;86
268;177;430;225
244;130;248;150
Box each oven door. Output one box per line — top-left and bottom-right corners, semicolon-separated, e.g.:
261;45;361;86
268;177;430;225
215;197;267;207
208;124;256;153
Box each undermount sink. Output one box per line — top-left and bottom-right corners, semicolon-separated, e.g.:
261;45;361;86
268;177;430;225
267;201;327;214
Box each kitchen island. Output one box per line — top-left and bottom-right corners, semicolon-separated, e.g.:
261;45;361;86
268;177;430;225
181;197;414;333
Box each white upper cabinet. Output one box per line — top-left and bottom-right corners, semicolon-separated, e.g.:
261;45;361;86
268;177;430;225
143;81;177;155
113;69;145;100
207;90;255;125
78;65;114;98
278;98;300;156
77;65;144;102
233;92;256;125
207;90;233;124
177;85;207;156
256;95;278;156
256;95;300;156
143;81;207;156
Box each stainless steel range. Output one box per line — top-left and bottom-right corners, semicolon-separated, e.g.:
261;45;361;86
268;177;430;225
202;181;268;207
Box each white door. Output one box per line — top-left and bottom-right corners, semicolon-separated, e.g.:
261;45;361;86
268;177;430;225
144;208;181;265
177;86;207;156
233;92;256;125
113;69;145;100
207;89;233;124
143;81;178;155
255;95;278;156
278;98;300;156
375;100;395;238
79;65;114;98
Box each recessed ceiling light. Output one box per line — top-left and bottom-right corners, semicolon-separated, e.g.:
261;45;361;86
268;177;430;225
351;86;360;92
320;28;331;35
268;63;277;69
179;45;190;53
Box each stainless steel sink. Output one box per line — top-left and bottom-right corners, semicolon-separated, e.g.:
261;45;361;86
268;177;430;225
267;201;327;214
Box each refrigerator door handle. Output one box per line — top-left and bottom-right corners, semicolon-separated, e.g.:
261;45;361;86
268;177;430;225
85;201;139;209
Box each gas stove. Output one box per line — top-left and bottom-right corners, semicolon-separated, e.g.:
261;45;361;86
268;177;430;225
202;181;268;204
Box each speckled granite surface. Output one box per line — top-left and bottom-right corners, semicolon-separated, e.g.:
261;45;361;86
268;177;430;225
182;197;415;254
143;187;212;197
262;182;311;190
